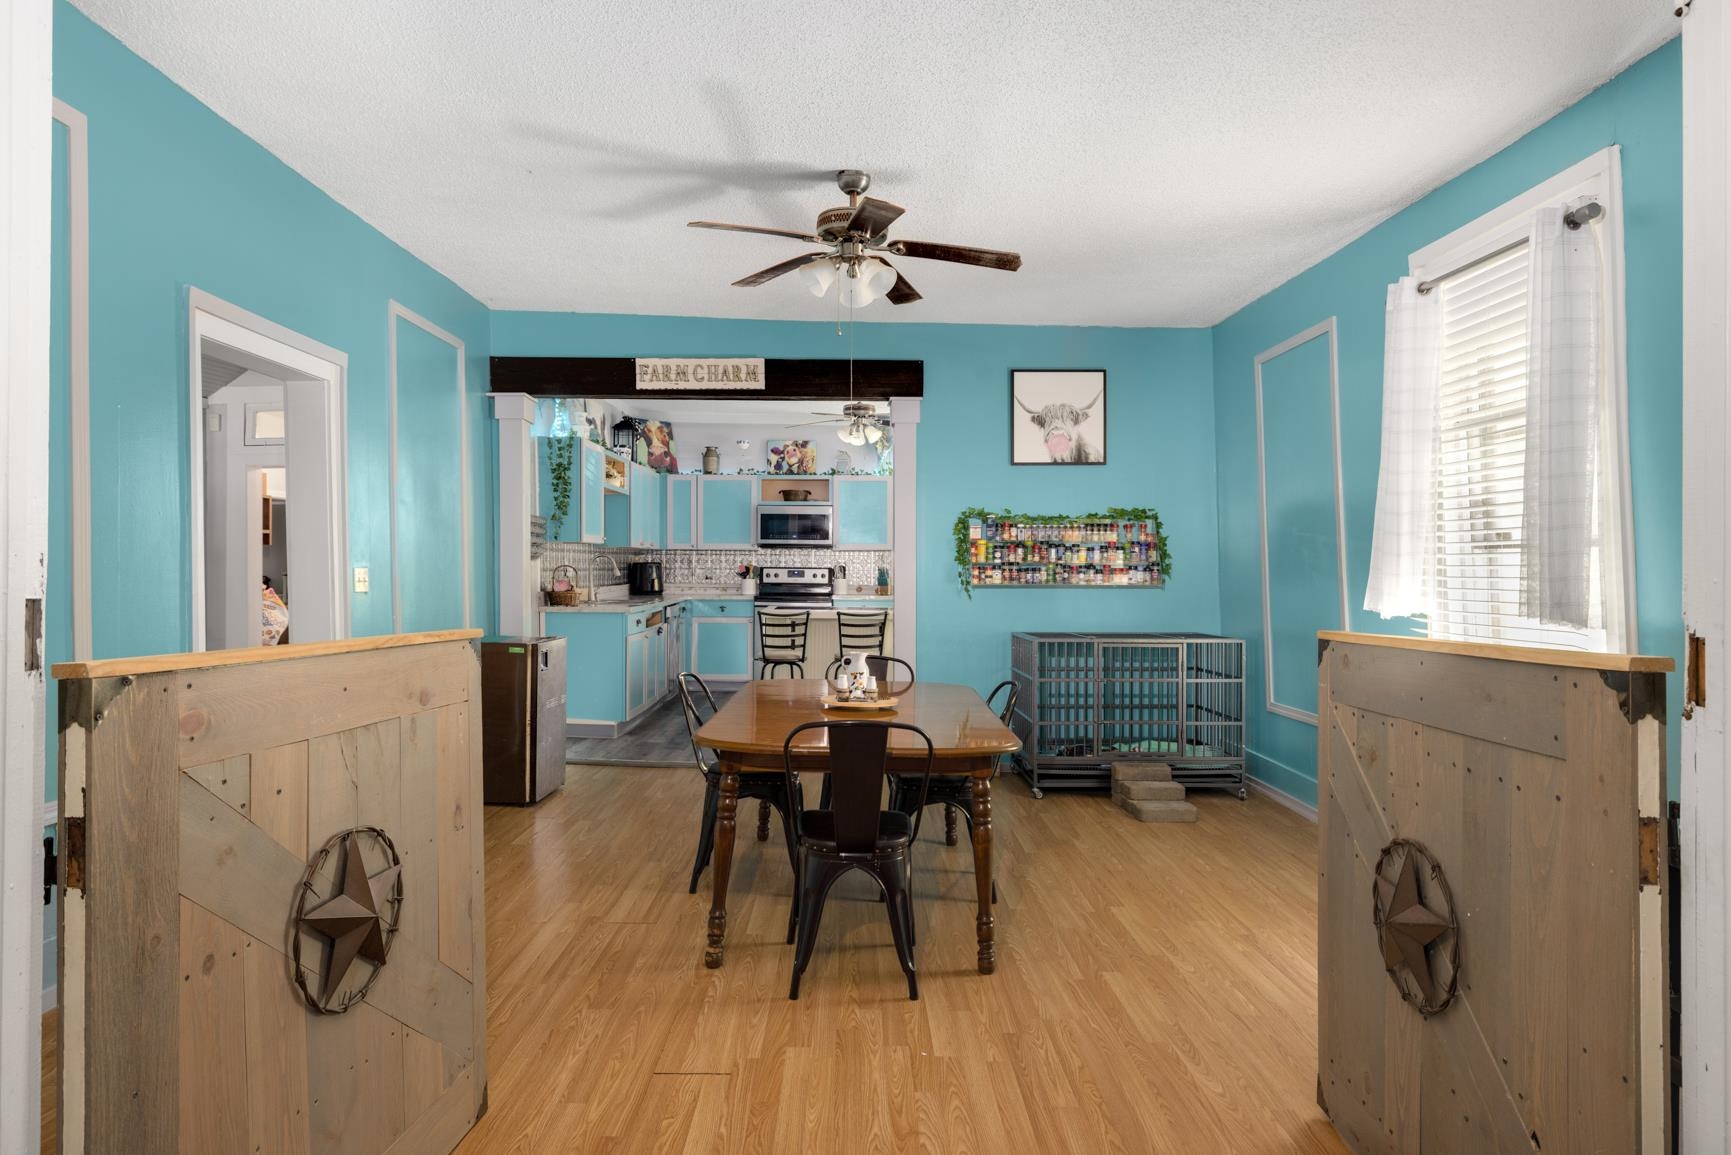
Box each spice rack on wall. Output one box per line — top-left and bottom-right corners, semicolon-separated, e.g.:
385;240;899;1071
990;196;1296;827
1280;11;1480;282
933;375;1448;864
957;508;1169;591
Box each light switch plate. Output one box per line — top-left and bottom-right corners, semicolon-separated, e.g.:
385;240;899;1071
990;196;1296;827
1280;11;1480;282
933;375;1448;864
354;567;370;593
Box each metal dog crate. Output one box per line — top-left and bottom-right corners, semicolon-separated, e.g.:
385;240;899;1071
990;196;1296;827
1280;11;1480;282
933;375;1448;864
1010;632;1246;798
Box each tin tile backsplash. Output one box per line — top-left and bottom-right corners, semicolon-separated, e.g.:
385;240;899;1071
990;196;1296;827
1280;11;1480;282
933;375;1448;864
538;542;891;595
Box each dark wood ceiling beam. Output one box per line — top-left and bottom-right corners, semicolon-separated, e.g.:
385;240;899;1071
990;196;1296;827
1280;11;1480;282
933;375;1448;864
488;357;923;399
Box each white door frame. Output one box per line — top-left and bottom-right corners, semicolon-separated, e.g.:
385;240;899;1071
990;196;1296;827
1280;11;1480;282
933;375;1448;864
188;290;350;649
386;301;471;632
1680;2;1731;1148
1;0;53;1147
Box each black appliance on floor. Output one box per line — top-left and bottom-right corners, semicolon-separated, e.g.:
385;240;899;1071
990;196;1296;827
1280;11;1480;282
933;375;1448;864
628;561;664;596
480;635;567;805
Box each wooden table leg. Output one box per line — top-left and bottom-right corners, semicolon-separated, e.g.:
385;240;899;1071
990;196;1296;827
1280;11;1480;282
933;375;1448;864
705;762;741;968
970;773;995;974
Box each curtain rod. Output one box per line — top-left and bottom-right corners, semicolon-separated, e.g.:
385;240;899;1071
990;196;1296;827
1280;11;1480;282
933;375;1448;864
1414;201;1603;295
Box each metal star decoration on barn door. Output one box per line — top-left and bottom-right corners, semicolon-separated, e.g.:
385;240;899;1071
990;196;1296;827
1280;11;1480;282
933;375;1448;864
291;826;404;1013
1372;838;1459;1016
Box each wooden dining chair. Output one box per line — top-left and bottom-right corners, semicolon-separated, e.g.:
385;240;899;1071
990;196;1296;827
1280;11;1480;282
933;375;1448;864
889;679;1016;904
678;672;802;894
783;720;935;1002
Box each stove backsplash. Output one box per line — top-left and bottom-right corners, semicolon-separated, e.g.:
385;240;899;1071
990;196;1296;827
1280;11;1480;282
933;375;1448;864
538;541;892;594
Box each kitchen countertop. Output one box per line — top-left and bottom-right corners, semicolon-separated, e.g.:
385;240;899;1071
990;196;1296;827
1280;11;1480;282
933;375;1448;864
540;590;893;614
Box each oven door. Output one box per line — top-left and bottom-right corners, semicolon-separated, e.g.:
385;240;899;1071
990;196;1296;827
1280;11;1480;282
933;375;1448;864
755;504;834;547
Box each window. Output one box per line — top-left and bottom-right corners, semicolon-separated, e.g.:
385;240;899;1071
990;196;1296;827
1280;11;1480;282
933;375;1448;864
1379;146;1633;651
245;403;285;445
1430;242;1608;649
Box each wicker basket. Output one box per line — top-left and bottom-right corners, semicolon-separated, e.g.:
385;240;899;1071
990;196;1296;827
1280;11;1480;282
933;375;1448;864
547;564;581;607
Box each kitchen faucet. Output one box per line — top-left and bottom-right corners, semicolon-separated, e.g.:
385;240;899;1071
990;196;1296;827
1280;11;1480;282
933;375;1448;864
588;553;622;591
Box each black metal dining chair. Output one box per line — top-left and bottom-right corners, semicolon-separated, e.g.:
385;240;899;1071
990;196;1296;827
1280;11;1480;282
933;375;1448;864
756;610;810;679
889;679;1016;904
835;609;889;659
823;654;916;694
679;672;801;894
783;720;935;1001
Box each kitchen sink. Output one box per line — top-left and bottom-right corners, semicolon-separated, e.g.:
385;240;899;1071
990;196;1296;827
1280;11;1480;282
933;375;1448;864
591;584;629;604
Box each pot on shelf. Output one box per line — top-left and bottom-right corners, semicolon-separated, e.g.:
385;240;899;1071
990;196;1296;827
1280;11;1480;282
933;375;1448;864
779;488;812;502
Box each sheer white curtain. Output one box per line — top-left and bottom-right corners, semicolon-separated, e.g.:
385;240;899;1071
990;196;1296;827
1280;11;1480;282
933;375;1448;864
1364;277;1443;618
1522;206;1615;636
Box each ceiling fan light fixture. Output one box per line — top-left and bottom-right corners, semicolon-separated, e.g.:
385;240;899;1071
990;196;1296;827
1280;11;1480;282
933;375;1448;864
837;421;869;446
863;422;883;444
837;256;896;308
800;258;837;298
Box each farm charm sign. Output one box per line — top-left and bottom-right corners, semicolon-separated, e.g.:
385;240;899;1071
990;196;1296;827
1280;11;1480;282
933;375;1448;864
635;357;766;390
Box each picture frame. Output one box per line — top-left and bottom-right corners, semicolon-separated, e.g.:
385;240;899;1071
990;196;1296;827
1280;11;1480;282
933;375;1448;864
1010;369;1107;465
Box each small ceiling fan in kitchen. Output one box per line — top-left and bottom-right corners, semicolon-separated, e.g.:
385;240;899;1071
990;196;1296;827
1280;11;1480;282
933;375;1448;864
688;169;1023;308
787;401;888;447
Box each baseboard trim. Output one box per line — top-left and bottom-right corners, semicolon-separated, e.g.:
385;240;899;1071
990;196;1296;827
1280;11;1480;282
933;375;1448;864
1248;777;1318;822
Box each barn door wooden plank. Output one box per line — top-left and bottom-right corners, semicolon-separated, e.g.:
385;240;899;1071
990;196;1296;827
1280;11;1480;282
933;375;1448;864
242;932;312;1155
461;639;489;1102
398;711;444;959
307;1001;406;1155
184;754;250;820
178;898;249;1154
1329;645;1565;758
76;673;180;1154
382;1067;478;1155
250;741;309;860
435;704;476;981
1510;738;1569;1149
177;643;469;765
404;1026;455;1119
1563;674;1639;1153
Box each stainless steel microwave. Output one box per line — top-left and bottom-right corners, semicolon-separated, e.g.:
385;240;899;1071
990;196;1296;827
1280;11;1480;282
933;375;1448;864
755;503;834;548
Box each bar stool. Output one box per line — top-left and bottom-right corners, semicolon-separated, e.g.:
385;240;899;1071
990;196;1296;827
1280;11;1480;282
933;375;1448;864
757;610;810;679
835;609;888;660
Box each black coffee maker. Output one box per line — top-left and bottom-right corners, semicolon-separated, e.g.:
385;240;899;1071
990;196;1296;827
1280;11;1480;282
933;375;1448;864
627;561;664;596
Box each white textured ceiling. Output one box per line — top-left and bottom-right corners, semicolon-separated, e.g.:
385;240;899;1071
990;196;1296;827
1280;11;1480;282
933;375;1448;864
73;0;1676;326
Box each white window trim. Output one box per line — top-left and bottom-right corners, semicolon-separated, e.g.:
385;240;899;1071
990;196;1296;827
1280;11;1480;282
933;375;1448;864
1406;144;1638;652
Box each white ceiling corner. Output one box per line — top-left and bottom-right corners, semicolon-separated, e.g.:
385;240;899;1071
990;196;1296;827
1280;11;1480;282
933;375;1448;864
71;0;1677;327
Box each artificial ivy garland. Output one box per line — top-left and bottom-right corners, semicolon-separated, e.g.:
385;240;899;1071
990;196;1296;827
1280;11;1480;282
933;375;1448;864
547;434;577;540
951;506;1171;597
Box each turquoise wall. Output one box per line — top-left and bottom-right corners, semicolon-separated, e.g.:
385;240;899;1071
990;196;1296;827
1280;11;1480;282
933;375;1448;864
1211;40;1683;806
491;313;1224;694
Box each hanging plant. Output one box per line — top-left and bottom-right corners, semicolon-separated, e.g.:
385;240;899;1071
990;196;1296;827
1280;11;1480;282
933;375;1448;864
547;433;577;540
951;506;1171;598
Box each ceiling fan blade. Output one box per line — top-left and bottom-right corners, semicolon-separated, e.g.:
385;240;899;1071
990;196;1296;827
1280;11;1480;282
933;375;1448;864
690;220;826;243
888;240;1023;272
884;264;922;305
787;418;844;428
731;251;832;287
846;196;905;238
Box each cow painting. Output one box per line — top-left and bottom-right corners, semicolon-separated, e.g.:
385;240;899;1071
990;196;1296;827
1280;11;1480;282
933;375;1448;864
1010;371;1108;465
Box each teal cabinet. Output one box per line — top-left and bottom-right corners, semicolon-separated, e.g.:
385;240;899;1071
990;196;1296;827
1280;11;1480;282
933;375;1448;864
665;474;697;549
697;476;756;548
689;599;753;681
537;437;610;544
625;628;652;717
605;464;664;550
834;477;892;548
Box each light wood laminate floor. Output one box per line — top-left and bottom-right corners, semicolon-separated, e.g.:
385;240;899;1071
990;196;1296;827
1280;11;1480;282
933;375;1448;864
40;764;1348;1154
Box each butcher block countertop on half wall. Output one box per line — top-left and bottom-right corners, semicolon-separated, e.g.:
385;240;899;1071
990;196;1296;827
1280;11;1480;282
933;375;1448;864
49;630;489;1155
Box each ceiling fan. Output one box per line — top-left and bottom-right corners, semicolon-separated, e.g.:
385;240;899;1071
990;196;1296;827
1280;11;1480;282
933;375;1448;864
789;401;889;446
689;169;1023;307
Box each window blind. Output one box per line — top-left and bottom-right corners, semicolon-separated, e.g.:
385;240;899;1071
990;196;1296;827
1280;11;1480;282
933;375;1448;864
1430;242;1602;650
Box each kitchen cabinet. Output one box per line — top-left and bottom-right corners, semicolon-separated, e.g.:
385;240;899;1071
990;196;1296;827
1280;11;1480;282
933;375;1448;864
689;599;753;682
666;602;690;685
537;436;611;544
605;464;664;550
697;476;756;549
833;476;893;548
625;627;653;717
665;474;698;549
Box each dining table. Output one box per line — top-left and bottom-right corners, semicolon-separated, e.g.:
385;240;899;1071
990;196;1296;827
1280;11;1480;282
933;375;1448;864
693;678;1022;974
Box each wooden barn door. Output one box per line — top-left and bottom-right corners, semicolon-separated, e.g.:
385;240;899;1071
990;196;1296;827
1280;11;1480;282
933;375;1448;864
54;634;486;1154
1316;634;1670;1155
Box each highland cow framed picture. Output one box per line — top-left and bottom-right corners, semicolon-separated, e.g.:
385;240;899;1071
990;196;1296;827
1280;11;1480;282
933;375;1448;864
1010;369;1107;465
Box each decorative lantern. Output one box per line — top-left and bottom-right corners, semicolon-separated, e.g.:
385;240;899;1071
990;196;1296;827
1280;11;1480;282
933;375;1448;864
610;417;643;461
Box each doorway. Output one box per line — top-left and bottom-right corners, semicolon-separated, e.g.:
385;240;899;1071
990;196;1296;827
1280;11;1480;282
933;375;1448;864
187;291;348;650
